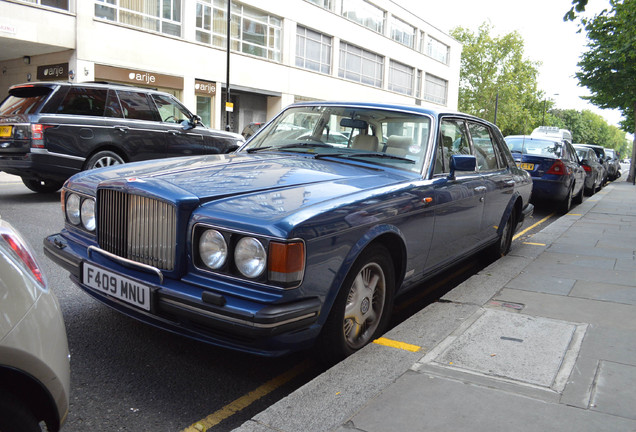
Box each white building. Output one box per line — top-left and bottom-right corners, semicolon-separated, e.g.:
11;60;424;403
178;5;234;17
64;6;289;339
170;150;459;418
0;0;461;133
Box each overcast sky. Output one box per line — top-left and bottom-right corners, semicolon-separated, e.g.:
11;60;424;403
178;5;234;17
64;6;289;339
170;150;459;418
398;0;626;130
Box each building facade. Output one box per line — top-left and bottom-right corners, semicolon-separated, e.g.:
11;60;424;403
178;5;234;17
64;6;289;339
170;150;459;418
0;0;461;133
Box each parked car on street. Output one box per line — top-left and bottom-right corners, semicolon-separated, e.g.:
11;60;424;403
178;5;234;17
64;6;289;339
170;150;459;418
505;135;585;213
0;217;70;432
576;143;609;184
0;81;244;193
574;145;604;195
604;148;621;180
241;121;264;139
44;101;533;362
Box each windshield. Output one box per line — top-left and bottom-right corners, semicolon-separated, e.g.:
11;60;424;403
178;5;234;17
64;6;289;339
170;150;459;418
506;137;563;158
243;105;431;174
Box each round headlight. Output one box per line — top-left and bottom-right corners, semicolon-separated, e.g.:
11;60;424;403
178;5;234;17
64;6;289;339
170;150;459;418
66;193;81;225
81;198;96;231
235;237;266;278
199;229;227;270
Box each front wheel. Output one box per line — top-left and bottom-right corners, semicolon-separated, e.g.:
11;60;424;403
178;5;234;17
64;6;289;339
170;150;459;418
317;245;395;364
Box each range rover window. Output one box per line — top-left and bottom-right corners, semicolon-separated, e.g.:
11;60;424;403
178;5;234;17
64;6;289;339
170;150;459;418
0;86;53;116
56;87;108;116
104;90;124;118
117;90;156;121
152;94;191;123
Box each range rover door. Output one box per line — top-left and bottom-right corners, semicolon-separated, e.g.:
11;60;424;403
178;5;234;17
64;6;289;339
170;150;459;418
150;94;205;157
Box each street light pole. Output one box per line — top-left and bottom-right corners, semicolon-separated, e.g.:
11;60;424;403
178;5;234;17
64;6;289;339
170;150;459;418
225;0;231;132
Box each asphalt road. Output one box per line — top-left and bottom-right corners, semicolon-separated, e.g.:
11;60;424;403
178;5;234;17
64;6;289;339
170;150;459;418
0;172;558;431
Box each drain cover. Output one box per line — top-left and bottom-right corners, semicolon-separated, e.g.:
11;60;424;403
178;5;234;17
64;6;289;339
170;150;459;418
424;309;586;389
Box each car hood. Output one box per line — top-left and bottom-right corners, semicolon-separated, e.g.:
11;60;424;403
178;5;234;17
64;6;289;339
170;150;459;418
69;153;412;205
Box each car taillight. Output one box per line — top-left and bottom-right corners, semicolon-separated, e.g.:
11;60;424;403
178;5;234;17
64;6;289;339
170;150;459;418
30;124;53;148
546;159;569;175
0;227;46;288
582;164;592;172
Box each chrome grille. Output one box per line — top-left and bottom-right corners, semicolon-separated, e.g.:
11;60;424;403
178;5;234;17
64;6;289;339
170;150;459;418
98;189;177;270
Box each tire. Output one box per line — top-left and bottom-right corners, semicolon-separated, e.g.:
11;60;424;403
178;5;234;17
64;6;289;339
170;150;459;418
0;392;42;432
573;183;584;205
317;244;395;364
84;150;124;170
21;178;64;193
559;186;573;214
487;207;515;259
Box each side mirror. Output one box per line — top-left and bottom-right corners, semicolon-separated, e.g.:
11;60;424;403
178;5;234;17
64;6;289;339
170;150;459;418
449;154;476;179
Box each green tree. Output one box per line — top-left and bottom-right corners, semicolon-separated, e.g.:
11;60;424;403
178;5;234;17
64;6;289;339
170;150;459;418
576;0;636;181
451;23;546;136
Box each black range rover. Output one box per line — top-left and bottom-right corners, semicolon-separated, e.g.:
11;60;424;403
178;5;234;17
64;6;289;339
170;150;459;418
0;82;243;192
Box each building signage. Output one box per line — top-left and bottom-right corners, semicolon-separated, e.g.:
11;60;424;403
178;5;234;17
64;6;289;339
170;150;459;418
37;63;69;81
94;64;183;89
195;80;216;96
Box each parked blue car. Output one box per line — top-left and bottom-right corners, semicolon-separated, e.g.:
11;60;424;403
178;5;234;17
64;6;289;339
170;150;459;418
505;135;585;213
45;102;533;362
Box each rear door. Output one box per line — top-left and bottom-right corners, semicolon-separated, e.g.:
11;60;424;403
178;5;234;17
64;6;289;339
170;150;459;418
468;121;515;243
104;90;168;162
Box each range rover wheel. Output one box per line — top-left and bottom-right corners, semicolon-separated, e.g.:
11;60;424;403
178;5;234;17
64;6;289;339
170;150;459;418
318;244;395;364
21;178;64;193
85;151;124;170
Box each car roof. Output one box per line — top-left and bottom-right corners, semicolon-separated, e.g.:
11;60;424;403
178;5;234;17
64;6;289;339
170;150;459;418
287;101;492;124
9;81;172;97
505;135;561;143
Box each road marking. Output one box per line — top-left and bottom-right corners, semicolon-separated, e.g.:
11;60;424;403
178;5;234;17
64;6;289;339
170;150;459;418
182;360;313;432
523;242;546;246
373;337;422;352
567;213;582;216
513;212;554;241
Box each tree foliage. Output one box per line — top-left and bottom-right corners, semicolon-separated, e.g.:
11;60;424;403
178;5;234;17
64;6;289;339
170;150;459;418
450;24;547;137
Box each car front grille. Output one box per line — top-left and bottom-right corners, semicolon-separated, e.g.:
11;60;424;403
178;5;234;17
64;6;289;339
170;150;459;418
97;189;177;271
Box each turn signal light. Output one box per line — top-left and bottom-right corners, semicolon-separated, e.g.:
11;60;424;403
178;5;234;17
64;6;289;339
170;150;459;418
268;241;305;287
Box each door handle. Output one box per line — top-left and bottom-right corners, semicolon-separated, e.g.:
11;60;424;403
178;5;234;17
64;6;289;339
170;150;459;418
505;180;515;186
115;126;129;133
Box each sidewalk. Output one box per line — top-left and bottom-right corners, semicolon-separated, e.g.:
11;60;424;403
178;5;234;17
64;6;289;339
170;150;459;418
234;177;636;432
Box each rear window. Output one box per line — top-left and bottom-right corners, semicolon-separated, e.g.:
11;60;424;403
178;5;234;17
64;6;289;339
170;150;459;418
506;137;563;158
0;86;53;116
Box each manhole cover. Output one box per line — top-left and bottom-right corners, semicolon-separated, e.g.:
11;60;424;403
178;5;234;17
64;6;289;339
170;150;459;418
421;309;586;390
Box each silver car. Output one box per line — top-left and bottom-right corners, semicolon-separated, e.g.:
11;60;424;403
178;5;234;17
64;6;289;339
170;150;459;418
0;218;70;432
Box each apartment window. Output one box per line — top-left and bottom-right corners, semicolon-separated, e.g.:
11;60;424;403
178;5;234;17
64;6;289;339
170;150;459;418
339;42;383;88
389;16;415;48
95;0;182;37
198;1;281;62
425;36;450;64
306;0;333;10
16;0;69;10
424;74;448;105
296;26;332;74
341;0;384;34
388;60;413;95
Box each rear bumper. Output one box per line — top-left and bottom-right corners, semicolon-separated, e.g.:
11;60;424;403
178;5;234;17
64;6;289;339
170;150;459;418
0;149;83;181
530;178;569;202
43;233;322;356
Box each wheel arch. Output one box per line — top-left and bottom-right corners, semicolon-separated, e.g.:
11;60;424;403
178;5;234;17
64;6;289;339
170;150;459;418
0;366;62;432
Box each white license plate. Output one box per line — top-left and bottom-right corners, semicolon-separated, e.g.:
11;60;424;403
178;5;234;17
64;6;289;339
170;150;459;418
82;262;152;311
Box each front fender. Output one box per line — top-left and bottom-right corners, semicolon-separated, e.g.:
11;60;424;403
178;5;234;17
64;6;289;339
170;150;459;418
317;223;406;324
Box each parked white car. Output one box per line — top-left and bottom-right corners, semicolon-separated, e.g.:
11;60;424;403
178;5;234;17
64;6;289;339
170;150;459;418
0;218;70;432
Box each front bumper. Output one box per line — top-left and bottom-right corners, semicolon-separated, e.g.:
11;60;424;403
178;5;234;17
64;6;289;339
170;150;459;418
44;233;322;356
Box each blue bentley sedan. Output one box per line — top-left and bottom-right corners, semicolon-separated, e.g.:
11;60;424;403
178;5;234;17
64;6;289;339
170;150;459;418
44;102;533;362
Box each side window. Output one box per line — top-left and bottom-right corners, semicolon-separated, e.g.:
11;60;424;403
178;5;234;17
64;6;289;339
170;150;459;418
468;122;500;171
104;90;123;118
56;87;107;116
151;94;192;123
116;91;156;121
435;118;470;174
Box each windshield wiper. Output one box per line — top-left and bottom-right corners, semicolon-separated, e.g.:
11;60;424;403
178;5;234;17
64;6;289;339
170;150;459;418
337;152;415;164
246;146;273;153
246;142;332;153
